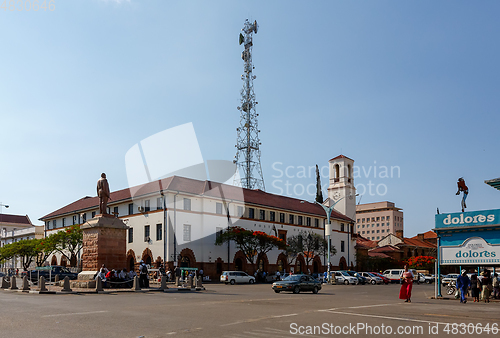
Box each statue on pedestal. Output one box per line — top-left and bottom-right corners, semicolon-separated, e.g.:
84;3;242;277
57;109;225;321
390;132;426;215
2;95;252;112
97;173;110;215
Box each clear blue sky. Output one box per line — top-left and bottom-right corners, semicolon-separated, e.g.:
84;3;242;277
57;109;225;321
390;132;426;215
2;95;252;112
1;0;499;237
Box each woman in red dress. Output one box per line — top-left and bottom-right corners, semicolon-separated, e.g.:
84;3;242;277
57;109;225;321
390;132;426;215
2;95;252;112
399;265;414;303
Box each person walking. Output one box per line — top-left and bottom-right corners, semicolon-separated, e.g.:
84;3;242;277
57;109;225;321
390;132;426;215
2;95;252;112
470;274;480;302
139;260;148;288
456;269;470;303
399;265;414;303
492;273;499;300
481;270;492;303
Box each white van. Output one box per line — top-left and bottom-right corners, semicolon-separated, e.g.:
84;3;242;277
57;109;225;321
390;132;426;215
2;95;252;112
382;269;418;284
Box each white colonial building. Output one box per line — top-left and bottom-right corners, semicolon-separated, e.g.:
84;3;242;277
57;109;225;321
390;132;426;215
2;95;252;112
0;214;44;271
40;155;357;279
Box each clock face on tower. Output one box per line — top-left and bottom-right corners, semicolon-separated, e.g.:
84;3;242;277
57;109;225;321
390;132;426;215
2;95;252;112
333;192;341;200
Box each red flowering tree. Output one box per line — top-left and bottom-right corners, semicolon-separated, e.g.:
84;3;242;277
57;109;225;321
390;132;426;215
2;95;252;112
46;224;83;267
215;226;286;270
405;255;435;271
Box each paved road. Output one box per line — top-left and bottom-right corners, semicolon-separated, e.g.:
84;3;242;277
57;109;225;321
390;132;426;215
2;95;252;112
0;282;498;338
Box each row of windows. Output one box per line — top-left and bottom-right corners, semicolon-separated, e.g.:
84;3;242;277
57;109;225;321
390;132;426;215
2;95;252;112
128;224;163;243
357;223;391;228
358;229;387;235
357;216;392;223
245;207;321;227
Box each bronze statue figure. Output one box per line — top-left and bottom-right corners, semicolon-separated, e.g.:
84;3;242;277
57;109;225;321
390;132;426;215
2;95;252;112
97;173;110;215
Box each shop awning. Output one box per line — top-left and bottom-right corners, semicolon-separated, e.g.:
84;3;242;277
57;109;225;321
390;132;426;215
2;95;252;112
485;177;500;191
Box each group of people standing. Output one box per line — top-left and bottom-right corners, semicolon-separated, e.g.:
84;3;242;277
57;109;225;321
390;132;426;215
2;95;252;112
95;264;137;288
399;265;499;304
457;269;498;303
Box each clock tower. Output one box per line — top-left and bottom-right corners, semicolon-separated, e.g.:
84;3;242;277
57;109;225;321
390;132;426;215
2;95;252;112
327;155;356;219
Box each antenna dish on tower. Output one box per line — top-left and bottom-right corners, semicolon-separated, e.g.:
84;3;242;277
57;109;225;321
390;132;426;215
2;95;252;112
253;20;258;33
239;33;244;45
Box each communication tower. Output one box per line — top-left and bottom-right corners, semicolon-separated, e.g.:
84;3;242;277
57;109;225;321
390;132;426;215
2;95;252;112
234;19;265;191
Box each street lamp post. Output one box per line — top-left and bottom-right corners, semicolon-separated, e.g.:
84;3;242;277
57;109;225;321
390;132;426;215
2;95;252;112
224;201;233;271
304;194;358;283
0;203;9;214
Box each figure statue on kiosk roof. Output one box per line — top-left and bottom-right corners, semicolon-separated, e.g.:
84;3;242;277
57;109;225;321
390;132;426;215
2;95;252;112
456;177;469;213
97;173;110;215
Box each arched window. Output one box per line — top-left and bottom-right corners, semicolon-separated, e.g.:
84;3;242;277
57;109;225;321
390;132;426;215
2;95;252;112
334;164;340;182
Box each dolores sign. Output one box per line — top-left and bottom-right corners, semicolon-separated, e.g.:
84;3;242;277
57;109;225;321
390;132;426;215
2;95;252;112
435;209;500;229
440;237;500;265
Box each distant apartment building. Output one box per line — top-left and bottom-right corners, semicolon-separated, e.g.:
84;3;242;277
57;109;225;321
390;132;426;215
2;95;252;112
0;213;44;270
355;201;403;241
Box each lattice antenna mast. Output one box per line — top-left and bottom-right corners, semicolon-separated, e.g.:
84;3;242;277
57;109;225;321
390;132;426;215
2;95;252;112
234;19;265;191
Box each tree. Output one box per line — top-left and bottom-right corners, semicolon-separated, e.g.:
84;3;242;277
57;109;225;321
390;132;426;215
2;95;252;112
0;239;40;271
287;230;336;270
215;226;286;271
315;164;324;203
47;224;83;267
35;238;56;267
405;255;435;272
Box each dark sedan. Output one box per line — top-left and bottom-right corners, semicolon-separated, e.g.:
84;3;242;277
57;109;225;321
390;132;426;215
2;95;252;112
272;274;322;294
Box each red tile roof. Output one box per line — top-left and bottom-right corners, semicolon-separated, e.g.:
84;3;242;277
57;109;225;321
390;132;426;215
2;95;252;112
40;176;354;223
0;214;32;225
356;236;378;249
369;245;402;253
402;237;436;248
368;252;392;259
329;154;354;162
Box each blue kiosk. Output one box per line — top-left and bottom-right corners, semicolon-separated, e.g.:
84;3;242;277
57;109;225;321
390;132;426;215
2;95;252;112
434;177;500;297
435;208;500;297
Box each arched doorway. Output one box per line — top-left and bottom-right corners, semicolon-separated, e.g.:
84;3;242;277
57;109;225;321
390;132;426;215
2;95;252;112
60;256;68;267
180;256;190;268
235;258;243;271
178;248;196;268
51;255;57;266
276;253;288;274
339;256;347;270
313;261;319;274
295;255;306;274
216;257;224;275
126;249;136;272
141;248;153;268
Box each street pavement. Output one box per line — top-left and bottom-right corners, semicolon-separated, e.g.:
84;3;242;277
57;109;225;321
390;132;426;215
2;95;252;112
0;282;498;338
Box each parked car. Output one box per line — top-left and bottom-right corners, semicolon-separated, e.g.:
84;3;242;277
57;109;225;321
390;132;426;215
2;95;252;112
382;268;418;284
359;272;383;285
27;266;78;283
220;271;255;285
370;272;390;284
343;270;367;285
265;272;281;283
331;271;358;285
272;274;322;294
417;273;434;284
441;273;460;285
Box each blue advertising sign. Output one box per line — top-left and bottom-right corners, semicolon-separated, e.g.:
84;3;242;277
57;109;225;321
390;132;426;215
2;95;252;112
435;209;500;229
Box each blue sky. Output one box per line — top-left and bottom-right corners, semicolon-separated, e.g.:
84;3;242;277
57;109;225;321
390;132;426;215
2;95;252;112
1;0;499;237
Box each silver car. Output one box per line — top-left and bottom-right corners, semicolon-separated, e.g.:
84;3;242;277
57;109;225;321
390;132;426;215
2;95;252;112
220;271;256;285
359;272;384;285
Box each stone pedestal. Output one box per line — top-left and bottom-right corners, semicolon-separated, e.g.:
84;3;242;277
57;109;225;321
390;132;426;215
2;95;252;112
81;214;128;272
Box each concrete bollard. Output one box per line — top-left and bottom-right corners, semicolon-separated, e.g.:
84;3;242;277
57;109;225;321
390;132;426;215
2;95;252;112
132;276;141;291
175;276;180;287
159;276;167;290
21;276;30;291
188;276;193;288
95;276;104;292
195;276;202;288
39;276;48;292
9;276;18;290
54;274;60;283
61;276;72;292
1;277;9;289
